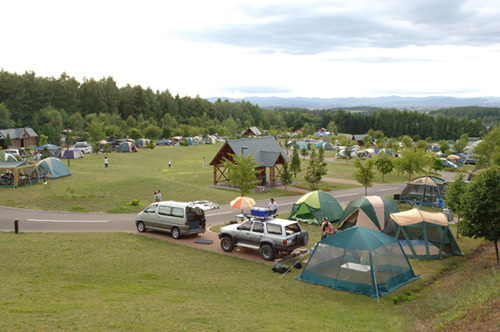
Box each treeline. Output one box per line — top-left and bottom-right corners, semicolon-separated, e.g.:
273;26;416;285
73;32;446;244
429;106;500;128
0;70;488;143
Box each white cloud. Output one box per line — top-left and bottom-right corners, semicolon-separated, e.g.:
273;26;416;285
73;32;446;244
1;0;499;99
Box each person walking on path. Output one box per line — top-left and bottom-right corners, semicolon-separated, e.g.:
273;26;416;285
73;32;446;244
104;156;109;170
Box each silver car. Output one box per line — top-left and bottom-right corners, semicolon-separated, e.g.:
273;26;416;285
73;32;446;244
135;200;219;239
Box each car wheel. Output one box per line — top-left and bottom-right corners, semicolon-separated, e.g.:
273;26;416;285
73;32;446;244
299;231;309;246
260;244;275;261
220;236;234;252
171;227;181;239
136;221;146;232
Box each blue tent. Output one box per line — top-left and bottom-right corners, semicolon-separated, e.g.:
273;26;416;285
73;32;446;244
36;157;71;178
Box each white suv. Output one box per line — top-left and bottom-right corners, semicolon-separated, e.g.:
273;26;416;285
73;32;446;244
218;217;309;261
72;142;93;154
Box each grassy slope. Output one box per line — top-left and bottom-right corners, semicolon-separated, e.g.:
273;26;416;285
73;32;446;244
0;232;410;331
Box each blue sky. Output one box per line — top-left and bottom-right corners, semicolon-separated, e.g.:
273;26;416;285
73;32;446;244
1;0;499;99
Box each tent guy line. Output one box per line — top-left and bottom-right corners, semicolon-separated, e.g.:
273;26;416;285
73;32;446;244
27;219;108;223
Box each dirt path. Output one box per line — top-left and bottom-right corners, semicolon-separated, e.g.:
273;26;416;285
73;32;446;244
136;227;280;265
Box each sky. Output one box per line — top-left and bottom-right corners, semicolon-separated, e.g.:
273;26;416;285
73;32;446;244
1;0;500;99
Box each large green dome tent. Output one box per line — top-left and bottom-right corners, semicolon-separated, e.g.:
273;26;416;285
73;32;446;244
36;157;71;179
296;226;419;300
398;176;446;207
289;190;343;225
338;196;399;232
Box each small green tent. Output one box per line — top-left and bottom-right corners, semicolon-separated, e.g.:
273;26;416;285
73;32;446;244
116;142;138;153
399;176;446;207
36;157;71;178
296;226;419;299
289;190;343;225
384;209;464;260
134;139;149;148
338;196;399;231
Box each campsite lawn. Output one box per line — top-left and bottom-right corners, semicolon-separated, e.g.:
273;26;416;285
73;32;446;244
0;232;412;331
0;144;398;213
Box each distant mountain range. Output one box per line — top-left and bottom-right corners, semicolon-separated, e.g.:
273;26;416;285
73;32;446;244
206;96;500;110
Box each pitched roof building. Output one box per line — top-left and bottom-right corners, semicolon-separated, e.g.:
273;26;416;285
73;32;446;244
0;127;38;148
210;136;291;187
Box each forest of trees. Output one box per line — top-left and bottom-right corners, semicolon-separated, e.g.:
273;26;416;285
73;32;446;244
0;70;490;144
430;106;500;128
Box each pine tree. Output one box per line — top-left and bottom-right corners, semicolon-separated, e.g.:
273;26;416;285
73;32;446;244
290;143;301;177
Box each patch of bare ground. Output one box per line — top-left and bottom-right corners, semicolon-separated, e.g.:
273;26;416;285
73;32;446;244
411;243;500;331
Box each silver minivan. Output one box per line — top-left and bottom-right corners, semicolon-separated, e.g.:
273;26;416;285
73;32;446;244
135;200;219;239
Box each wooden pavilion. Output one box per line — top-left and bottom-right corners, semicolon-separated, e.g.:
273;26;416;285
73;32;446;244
210;137;290;187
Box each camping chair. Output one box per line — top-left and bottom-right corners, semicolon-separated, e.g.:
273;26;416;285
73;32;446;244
433;199;444;208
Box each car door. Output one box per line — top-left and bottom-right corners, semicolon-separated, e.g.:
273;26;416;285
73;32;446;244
156;204;173;230
141;204;159;228
234;220;253;244
249;221;265;245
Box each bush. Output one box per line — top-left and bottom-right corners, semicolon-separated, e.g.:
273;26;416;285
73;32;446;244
127;198;141;206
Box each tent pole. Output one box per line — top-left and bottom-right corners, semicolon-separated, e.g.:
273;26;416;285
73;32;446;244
370;251;380;302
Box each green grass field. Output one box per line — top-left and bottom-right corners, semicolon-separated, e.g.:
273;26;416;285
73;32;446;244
0;144;405;213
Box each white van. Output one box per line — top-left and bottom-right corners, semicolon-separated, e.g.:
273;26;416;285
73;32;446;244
135;200;219;239
4;149;20;156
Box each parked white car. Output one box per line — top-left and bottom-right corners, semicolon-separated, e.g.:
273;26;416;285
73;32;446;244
3;149;20;156
72;142;93;154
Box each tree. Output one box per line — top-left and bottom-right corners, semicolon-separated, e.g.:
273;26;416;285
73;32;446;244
290;143;301;177
304;149;326;190
300;146;309;159
353;159;375;196
453;133;468;154
395;148;426;182
0;103;15;129
443;173;467;238
128;128;143;140
473;127;500;168
415;139;428;151
327;121;337;135
143;124;161;141
4;133;13;147
374;152;394;182
461;167;500;264
438;140;450;155
317;146;328;176
279;161;293;194
223;153;259;196
426;154;444;174
400;135;413;149
88;121;106;144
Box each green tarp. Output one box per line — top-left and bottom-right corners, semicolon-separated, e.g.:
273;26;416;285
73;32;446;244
289;190;343;225
296;226;419;299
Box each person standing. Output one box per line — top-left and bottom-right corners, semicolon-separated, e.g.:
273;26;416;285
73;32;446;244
156;189;162;202
168;160;172;168
268;198;278;216
202;157;207;168
104;156;109;170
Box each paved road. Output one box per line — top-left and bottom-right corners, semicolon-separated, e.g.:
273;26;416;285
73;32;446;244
1;171;456;233
0;182;405;233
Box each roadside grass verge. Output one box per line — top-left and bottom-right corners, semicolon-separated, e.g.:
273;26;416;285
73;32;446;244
0;232;411;331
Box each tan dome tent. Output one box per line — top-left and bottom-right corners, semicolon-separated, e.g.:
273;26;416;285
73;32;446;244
338;196;399;232
384;208;464;260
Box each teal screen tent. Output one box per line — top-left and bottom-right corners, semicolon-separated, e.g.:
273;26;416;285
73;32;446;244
384;209;464;260
296;226;419;299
